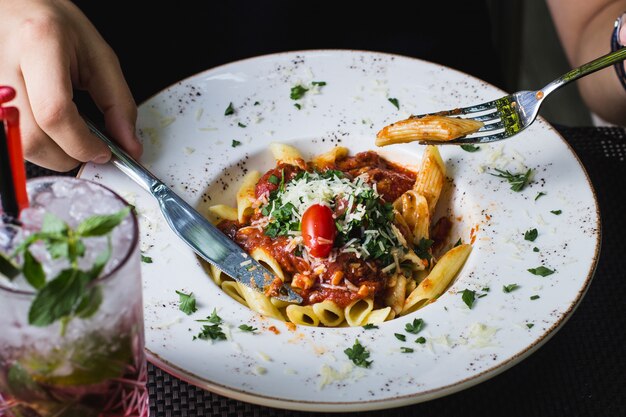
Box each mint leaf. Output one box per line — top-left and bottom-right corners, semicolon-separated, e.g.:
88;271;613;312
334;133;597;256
41;212;68;234
28;269;84;327
76;206;130;237
87;237;111;280
74;285;103;319
23;250;45;290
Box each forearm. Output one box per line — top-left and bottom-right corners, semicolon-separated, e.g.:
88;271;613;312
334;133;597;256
548;0;626;125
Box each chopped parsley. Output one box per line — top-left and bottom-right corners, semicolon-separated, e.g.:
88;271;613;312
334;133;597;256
415;336;426;344
551;210;562;215
237;122;247;128
193;324;226;341
528;266;555;276
524;228;538;242
197;308;222;324
414;238;434;266
490;168;532;191
290;85;308;100
454;238;463;247
405;318;424;334
530;295;540;300
394;333;406;341
400;347;414;353
535;192;546;201
141;254;153;263
526;323;535;329
175;290;197;315
312;81;327;86
388;97;400;109
502;283;520;293
461;144;480;152
294;103;302;110
261;170;401;265
224;102;235;116
267;174;280;185
254;101;260;106
362;323;378;330
239;324;258;332
461;289;476;309
533;247;540;252
344;340;372;368
231;140;242;148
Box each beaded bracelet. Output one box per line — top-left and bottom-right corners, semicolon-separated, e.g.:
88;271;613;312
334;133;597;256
611;12;626;91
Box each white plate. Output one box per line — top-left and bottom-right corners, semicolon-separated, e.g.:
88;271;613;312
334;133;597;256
79;50;600;412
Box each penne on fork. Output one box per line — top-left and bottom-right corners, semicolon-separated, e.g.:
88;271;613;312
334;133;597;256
376;115;484;146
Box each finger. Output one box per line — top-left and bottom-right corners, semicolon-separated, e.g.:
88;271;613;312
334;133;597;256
2;71;81;172
80;39;142;160
18;22;111;164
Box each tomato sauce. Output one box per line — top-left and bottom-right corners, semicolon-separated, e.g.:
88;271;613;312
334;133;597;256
218;151;417;308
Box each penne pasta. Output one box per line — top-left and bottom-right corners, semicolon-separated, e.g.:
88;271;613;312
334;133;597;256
375;115;484;146
413;146;446;216
238;283;285;321
312;300;345;327
344;298;374;327
286;305;320;327
402;243;472;315
236;171;261;223
209;143;472;329
250;247;285;282
208;204;238;222
269;142;304;167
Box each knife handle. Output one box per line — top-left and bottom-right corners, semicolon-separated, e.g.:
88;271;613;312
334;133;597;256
83;115;162;194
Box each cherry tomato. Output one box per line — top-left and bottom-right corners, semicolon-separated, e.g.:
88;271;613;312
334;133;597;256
301;204;336;258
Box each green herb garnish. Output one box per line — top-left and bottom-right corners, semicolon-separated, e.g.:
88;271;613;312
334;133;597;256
294;103;302;110
224;102;235;116
405;318;424;334
344;340;372;368
141;254;153;263
533;247;540;252
193;324;226;341
362;323;378;330
530;295;540;300
312;81;327;86
400;347;414;353
526;323;535;329
461;289;476;309
535;192;546;201
290;85;308;100
502;284;520;293
239;324;257;332
551;210;562;215
238;122;247;128
197;308;222;324
454;238;463;247
388;97;399;109
461;144;480;152
175;290;197;315
231;140;242;148
524;228;538;242
490;168;532;191
394;333;406;341
528;266;555;276
415;337;426;344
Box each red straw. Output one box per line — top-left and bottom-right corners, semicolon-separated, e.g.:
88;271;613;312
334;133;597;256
0;86;29;218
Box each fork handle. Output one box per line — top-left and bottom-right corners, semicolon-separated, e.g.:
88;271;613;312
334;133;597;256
542;47;626;96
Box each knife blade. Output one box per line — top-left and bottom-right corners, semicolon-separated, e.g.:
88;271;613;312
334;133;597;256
83;116;302;304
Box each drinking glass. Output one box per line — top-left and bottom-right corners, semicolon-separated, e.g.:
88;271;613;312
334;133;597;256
0;176;148;417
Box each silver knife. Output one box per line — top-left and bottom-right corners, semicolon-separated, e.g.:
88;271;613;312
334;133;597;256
83;116;302;304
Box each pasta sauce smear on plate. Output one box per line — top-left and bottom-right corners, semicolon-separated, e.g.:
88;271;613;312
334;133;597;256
209;143;471;327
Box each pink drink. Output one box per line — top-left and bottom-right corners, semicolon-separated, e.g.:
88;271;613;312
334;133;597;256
0;177;148;417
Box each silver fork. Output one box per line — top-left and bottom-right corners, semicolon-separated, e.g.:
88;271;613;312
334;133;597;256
416;47;626;145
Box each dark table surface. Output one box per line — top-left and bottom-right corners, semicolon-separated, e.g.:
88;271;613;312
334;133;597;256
26;124;626;417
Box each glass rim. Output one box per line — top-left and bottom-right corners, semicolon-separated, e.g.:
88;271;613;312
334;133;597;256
0;176;140;296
